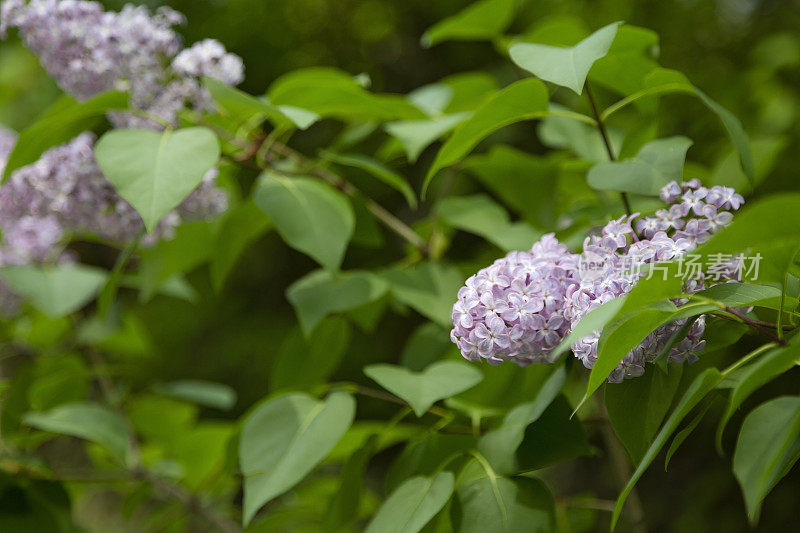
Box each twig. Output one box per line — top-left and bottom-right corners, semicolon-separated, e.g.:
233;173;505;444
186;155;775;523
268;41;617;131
584;82;632;216
720;307;787;345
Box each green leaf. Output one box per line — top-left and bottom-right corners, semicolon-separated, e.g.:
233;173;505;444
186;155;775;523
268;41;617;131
509;22;622;95
423;78;549;196
439;195;542;251
319;150;417;208
613;368;722;529
696;282;784;310
421;0;517;47
0;264;107;318
365;472;455;533
2;91;128;181
407;83;453;116
382;262;466;328
710;135;788;194
664;397;715;470
324;435;377;532
717;340;800;450
478;367;566;474
514;396;593;471
588;25;660;100
585;304;678;400
94;127;221;232
268;68;425;122
286;269;389;335
463;145;559;228
151;380;237;410
537;105;622;162
204;77;307;131
605;365;683;464
23;402;130;462
240;391;356;525
453;458;555;532
601;68;754;180
210;201;272;292
270;317;352;392
587;136;693;195
254;172;354;271
364;361;483;417
384;112;471;163
733;396;800;525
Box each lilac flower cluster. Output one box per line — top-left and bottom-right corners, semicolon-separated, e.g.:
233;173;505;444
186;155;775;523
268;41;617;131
0;1;241;311
451;180;744;381
1;0;243;127
450;234;580;366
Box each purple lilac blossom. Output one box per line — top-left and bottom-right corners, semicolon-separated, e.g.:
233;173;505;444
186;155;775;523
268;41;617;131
1;0;243;128
450;234;580;366
565;179;742;381
451;180;744;382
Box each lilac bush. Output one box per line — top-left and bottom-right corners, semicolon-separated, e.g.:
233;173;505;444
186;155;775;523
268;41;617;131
451;180;745;381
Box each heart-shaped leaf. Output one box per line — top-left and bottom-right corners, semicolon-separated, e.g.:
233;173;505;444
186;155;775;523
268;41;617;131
587;136;693;195
0;264;107;317
509;22;622;94
365;472;455;533
364;361;483;416
94;127;220;232
239;391;355;525
254;172;355;271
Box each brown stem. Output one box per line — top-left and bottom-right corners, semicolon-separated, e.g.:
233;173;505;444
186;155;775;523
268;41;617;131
584;82;632;216
721;307;787;345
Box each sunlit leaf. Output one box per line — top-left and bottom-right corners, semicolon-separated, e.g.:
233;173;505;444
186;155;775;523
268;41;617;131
94;127;220;232
509;22;622;94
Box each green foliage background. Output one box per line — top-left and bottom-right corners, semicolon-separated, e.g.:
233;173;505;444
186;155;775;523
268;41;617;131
1;0;800;532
